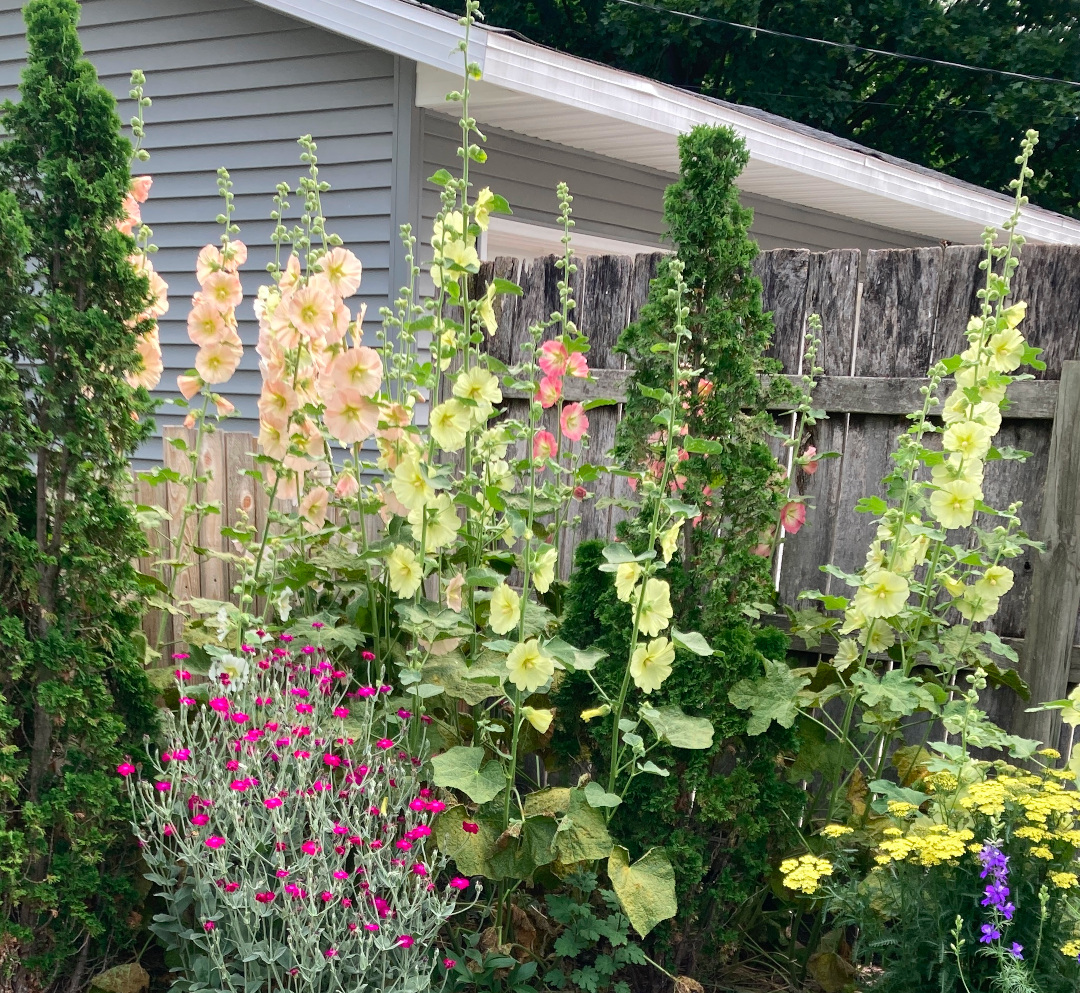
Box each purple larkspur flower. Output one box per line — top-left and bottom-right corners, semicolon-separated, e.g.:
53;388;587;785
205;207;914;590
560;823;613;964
980;923;1001;944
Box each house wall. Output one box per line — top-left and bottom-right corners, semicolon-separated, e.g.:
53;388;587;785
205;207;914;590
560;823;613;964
421;111;934;257
0;0;403;466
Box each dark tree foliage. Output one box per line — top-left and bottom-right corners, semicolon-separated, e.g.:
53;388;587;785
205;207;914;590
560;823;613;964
438;0;1080;217
0;1;158;988
555;126;802;981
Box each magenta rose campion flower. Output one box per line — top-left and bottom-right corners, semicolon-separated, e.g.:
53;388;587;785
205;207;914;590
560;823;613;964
122;640;466;993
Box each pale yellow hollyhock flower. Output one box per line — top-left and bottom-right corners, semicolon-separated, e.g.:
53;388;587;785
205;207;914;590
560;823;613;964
943;420;992;460
839;606;867;636
931;454;983;491
857;622;895;653
429;399;471;452
407;492;460;551
834;639;860;672
955;589;998;623
929;479;980;529
453;365;501;423
476;282;498;336
630;637;675;693
974;566;1014;599
636;578;673;637
941;573;966;597
853;570;909;619
392;456;434;511
505;640;555;693
488;584;521;635
865;541;886;570
298;485;329;533
660;520;684;564
387;545;423;598
987;326;1025;373
615;562;642;603
941;388;971;426
955;364;1006;404
522;706;554;734
478;426;510;460
474;187;496;231
580;704;611;722
971;400;1002;435
436;328;458;371
531;546;558;594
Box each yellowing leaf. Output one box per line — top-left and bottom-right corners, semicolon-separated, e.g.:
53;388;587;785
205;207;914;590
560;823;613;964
608;845;677;938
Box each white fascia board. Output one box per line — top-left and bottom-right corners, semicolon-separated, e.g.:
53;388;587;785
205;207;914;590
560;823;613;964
244;0;487;75
479;33;1080;245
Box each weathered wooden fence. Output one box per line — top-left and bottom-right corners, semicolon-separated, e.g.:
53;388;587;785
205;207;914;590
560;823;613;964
140;246;1080;746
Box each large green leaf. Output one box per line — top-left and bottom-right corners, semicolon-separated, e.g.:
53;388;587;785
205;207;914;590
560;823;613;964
607;846;677;938
553;788;613;863
423;653;503;706
670;628;714;657
583;781;622;808
640;705;714;750
523;787;572;818
430;747;505;804
728;660;811;735
433;805;497;877
488;816;558;879
851;669;939;721
545;637;607;672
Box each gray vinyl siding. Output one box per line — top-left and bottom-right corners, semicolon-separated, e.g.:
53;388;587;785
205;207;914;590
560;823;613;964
421;110;933;259
0;0;400;467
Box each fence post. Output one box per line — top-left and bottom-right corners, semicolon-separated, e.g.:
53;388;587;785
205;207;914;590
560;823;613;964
1013;360;1080;748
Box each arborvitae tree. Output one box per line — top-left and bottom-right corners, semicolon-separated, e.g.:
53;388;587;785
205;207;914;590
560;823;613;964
0;1;158;986
557;125;802;981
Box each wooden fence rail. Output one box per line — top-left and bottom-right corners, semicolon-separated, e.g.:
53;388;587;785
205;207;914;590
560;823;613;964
138;245;1080;746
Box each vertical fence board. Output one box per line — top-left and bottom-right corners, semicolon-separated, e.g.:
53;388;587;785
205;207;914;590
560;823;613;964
163;426;199;650
757;249;810;376
224;432;258;597
198;430;227;603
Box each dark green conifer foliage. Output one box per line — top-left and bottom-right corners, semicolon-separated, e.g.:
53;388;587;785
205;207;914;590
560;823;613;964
558;125;802;978
0;0;157;985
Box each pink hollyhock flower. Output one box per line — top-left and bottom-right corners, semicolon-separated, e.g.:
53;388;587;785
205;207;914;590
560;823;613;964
449;877;469;890
567;352;588;378
533;430;557;462
397;936;415;949
538;340;569;377
801;445;819;475
572;485;588;501
560;402;588;441
255;891;275;904
335;473;360;499
131;175;153;203
205;836;226;849
536;374;563;409
117;762;135;777
323;387;380;445
780;501;807;535
202;270;243;310
462;821;479;835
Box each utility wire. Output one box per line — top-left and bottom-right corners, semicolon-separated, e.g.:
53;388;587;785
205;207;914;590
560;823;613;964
609;0;1080;89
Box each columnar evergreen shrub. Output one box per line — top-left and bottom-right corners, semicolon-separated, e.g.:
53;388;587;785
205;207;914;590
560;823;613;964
557;125;803;978
0;0;160;985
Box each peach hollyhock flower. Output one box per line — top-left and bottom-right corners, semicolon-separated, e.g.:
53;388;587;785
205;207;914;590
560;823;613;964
299;486;329;532
196;337;243;384
202;270;243;310
560;402;588;441
335;472;359;500
146;269;170;318
267;465;302;502
183;412;197;429
126;332;164;390
780;501;807;535
375;481;409;523
323;388;379;445
444;573;465;612
284;417;324;468
187;300;228;346
213;396;235;416
801;445;818;475
177;374;202;400
536;374;562;409
130;175;153;203
328;346;382;396
326;300;351;345
288;281;335;340
316;247;364;298
567;352;588;378
196;244;224;285
258;411;290;461
259;378;298;421
223;240;248;269
533;430;557;462
117;194;140;236
279;254;302;293
538;340;569;377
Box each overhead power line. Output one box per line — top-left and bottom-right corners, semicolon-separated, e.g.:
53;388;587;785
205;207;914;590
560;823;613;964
608;0;1080;89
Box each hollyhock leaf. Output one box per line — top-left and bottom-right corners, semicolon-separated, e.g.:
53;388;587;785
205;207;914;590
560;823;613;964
523;787;572;819
488;816;558;878
855;495;888;515
729;661;811;735
544;637;606;673
639;705;713;750
670;628;713;657
682;436;724;455
422;653;503;706
583;782;622;809
431;746;505;804
491;277;523;296
607;846;677;938
582;397;618;411
553;789;613;863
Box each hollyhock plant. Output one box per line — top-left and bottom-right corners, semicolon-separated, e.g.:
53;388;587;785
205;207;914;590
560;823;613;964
124;640;468;993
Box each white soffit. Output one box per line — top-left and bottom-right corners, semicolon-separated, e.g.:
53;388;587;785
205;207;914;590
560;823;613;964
250;0;1080;245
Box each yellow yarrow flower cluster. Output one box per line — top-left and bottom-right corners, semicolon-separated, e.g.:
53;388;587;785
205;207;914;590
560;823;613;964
821;824;854;839
780;854;833;895
875;824;973;867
